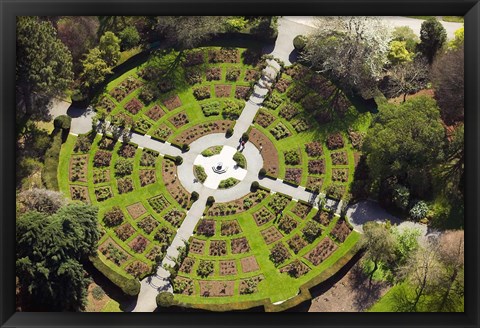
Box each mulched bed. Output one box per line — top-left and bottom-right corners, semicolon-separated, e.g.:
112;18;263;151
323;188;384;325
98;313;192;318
174;120;232;145
313;210;333;226
209;240;227;256
220;220;242;236
244;69;260;82
189;238;206;255
137;216;159;235
284;168;302;185
207;190;268;215
287;84;308;102
269;122;291;140
124;98;143;115
219;260;237;276
326;184;346;200
249;127;279;176
292;119;311;133
240;256;260;273
287;234;308;254
332;168;349;183
285;64;311;80
164;209;186;228
99;238;131;265
330;220;353;242
208;48;239;63
279;103;299;120
173;276;194;295
306;176;323;192
291;202;312;218
93;150;112;167
214;84;232;98
162;159;191;209
147;194;170;213
305;142;324;157
331;92;352;116
93;169;110;184
69;155;88;182
94;186;113;202
115;223;135;241
129;235;150;254
279;260;310;278
96;97;116;113
275;78;291;93
162;95;182;110
235;86;251;100
168;111;189;128
253;206;276;226
278;214;299;234
308;74;336;99
239;275;264;294
183;50;205;67
126;202;147;219
231;237;250;254
199;280;235;297
206;67;222;81
179;257;196;274
145;105;165;121
117;177;134;194
152;123;172;141
326;132;345;150
126;261;151;278
70;185;90;203
139;169;156;187
308;159;326;175
118;144;137;158
331;150;349;166
185;67;203;85
254;109;276;128
261;226;283;245
304;237;338;266
193;86;211;100
195;218;215;237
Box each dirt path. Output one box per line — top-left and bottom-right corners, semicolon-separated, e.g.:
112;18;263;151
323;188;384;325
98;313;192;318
308;262;391;312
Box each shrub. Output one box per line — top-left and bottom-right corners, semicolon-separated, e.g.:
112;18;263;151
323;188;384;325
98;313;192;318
259;168;267;177
409;201;429;220
41;132;62;190
222;100;242;120
326;133;345;150
156;292;175;308
114;158;133;176
201;101;221;117
196;260;214;277
139;87;155;104
206;196;215;206
233;151;247;168
218;178;239;189
270;242;290;265
89;256;140;296
284;150;300;165
182;143;190;152
175;156;183;165
302;221;322;242
191;191;199;202
293;35;307;51
251;181;260;191
103;206;124;227
193;86;211;100
393;184;410;211
92;286;105;300
226;67;240;81
94;150;112;167
242;132;249;141
226;128;233;137
74;134;92;153
53;115;72;130
118;26;140;50
194;165;207;183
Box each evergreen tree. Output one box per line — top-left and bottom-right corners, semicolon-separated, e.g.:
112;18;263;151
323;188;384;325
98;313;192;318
418;17;447;64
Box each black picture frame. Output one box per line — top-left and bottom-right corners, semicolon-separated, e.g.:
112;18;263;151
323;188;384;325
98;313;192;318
1;1;478;327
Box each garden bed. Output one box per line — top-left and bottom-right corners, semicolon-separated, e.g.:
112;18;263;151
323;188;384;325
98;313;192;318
254;109;276;128
261;226;283;245
279;260;310;278
199;280;235;297
169;111;189;128
330;220;352;243
69;155;88;182
207;190;268;216
249;128;278;176
190;238;206;255
240;256;260;273
163;95;182;110
304;237;338;266
174;120;232;145
219;260;237;276
214;84;232;98
162;159;191;209
126;202;147;219
145;105;165;121
253;206;276;226
231;237;250;254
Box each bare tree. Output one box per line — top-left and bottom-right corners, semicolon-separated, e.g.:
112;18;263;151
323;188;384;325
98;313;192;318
302;16;391;98
17;188;67;215
381;56;429;102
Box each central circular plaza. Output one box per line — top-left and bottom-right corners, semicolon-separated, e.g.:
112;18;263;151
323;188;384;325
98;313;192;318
194;145;247;189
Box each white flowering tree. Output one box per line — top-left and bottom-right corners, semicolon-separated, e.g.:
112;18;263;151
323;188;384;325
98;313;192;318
302;16;392;98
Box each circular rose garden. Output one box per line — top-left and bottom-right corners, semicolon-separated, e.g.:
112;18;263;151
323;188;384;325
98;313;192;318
58;45;371;310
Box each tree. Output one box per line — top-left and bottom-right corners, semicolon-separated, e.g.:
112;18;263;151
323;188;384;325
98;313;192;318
388;40;413;65
430;45;464;124
98;31;121;67
118;26;141;50
302;16;391;98
418;17;447;64
381;56;429;102
391;26;419;53
359;222;396;285
80;47;112;88
56;16;100;75
16;188;66;215
438;124;464;199
362;96;445;199
16;203;100;311
16;16;73;125
433;230;464;311
156;292;176;308
390;226;421;266
448;27;464;50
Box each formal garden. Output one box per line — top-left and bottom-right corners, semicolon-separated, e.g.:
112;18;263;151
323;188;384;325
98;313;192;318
57;44;368;309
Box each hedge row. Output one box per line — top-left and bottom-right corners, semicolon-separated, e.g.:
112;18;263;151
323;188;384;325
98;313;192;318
41;130;62;191
89;255;141;297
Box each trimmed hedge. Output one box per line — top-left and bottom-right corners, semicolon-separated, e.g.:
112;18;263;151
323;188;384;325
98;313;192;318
53;115;72;130
41;131;62;190
89;255;141;296
293;35;307;51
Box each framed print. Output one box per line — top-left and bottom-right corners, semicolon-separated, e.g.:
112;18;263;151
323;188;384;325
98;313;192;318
1;0;479;327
